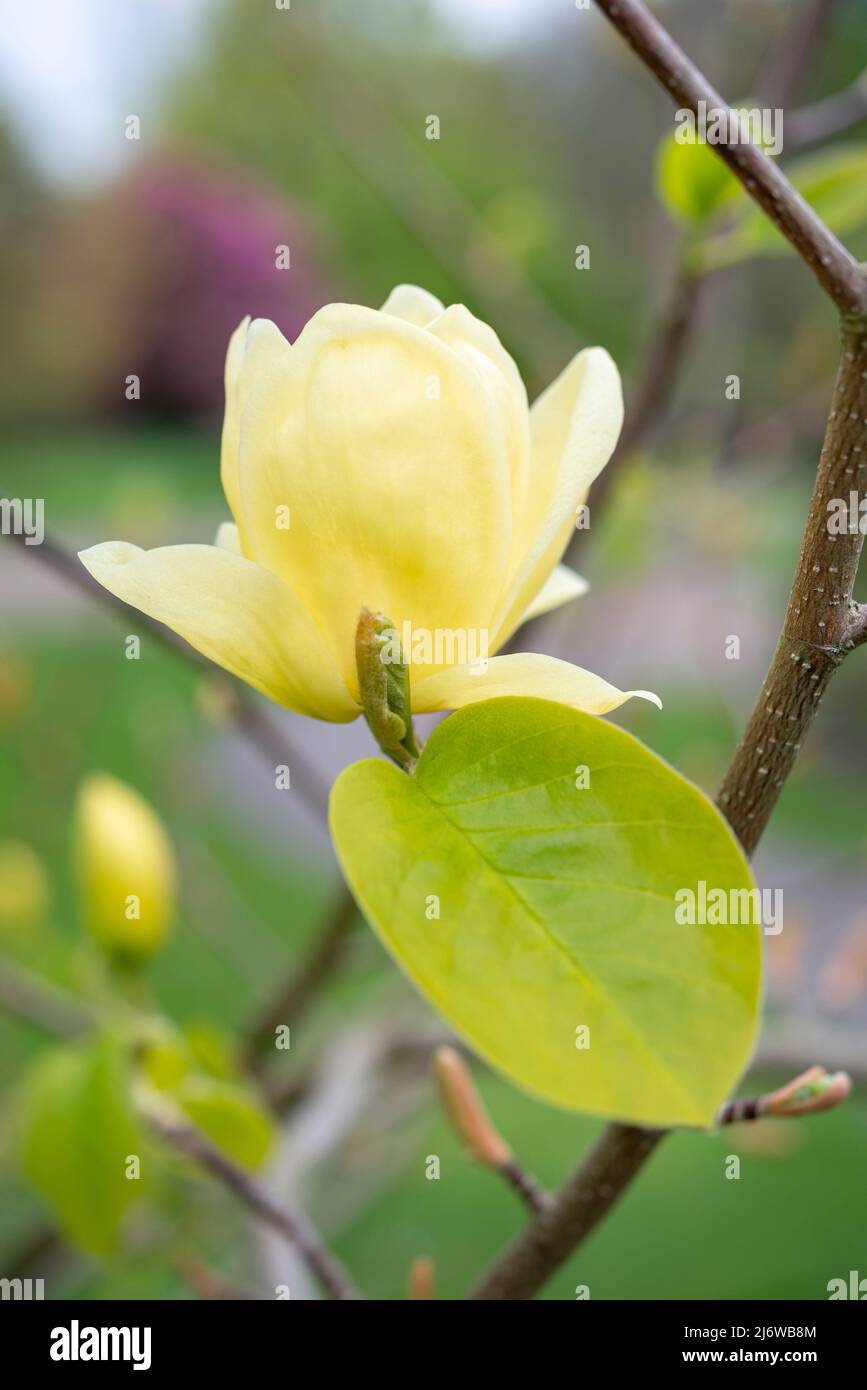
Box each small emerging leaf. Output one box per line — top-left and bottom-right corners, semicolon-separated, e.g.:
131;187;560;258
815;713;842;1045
177;1078;273;1169
655;126;743;224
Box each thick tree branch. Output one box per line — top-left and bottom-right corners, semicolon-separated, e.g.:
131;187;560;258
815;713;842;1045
469;0;867;1301
718;326;867;853
592;0;867;316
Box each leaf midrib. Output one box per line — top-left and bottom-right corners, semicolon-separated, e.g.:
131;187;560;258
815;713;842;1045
418;774;708;1119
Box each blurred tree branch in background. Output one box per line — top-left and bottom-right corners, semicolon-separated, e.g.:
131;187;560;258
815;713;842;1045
148;1110;361;1301
789;67;867;150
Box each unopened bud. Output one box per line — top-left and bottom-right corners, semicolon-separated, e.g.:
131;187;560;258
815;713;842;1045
765;1065;852;1118
434;1046;511;1167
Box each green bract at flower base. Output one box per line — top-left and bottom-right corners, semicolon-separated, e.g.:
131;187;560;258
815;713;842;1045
330;697;762;1130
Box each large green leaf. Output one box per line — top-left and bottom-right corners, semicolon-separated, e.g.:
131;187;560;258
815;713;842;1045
19;1035;144;1256
330;698;761;1128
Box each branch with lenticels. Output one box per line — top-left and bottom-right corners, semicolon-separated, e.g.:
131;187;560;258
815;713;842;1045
469;0;867;1301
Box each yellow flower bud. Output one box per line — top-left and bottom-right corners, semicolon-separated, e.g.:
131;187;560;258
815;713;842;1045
0;840;50;934
75;774;176;966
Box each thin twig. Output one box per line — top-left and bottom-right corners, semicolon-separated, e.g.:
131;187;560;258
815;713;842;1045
470;1124;665;1301
592;0;867;315
150;1112;362;1300
434;1046;549;1215
0;955;90;1038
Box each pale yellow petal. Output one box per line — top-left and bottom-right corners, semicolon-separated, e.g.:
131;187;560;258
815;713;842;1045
220;316;250;544
492;347;623;646
78;541;357;722
517;564;589;624
413;652;660;716
221;317;294;555
380;283;445;326
237;303;512;694
426;303;530;558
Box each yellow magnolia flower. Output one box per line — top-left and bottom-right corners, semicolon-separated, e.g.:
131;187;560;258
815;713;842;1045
80;286;658;721
75;774;176;965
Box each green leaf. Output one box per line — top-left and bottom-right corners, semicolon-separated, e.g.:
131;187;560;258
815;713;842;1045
697;145;867;271
655;127;743;224
19;1035;144;1256
177;1079;273;1169
330;698;761;1128
184;1021;241;1081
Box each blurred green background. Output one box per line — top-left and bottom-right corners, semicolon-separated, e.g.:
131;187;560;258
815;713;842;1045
1;0;866;1300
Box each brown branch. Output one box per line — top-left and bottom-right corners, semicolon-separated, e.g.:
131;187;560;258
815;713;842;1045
717;327;867;854
499;1158;549;1216
150;1112;361;1300
470;1124;664;1300
468;0;867;1301
592;0;867;316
